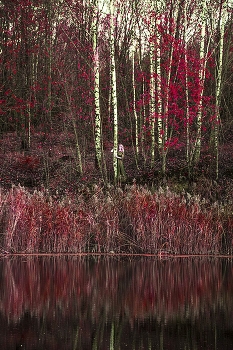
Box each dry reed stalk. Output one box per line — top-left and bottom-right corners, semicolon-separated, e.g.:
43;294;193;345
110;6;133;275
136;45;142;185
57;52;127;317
0;184;227;254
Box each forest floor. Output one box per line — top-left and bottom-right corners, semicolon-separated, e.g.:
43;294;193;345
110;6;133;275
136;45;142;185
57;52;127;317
0;131;233;204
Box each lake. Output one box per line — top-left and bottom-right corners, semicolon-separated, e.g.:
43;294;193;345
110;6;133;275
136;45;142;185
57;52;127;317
0;255;233;349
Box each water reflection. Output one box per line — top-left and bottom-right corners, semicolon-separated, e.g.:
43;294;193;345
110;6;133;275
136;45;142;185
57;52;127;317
0;256;233;349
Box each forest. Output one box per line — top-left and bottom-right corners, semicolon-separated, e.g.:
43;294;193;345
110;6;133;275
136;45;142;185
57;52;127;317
0;0;233;254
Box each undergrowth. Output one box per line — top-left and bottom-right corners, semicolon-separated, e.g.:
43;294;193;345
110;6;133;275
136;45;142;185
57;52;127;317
0;184;232;255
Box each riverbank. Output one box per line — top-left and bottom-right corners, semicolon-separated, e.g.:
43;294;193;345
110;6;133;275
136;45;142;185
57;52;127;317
0;132;233;255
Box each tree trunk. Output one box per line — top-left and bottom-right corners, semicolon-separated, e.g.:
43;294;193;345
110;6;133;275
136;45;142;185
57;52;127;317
160;5;179;175
109;0;118;183
130;41;139;160
212;1;227;180
92;1;103;174
149;20;156;168
184;0;192;177
193;0;207;164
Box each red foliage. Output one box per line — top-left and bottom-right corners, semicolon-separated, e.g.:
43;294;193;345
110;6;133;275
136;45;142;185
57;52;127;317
16;155;40;170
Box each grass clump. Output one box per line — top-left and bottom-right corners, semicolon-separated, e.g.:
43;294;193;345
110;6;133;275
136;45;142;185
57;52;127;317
0;184;232;255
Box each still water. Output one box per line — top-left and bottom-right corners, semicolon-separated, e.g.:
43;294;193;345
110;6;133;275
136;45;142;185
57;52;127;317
0;256;233;350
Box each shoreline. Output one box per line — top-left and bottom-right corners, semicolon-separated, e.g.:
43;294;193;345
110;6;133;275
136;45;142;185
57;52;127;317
1;252;233;258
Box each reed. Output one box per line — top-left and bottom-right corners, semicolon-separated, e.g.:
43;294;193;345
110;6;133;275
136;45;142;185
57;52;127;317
0;184;231;254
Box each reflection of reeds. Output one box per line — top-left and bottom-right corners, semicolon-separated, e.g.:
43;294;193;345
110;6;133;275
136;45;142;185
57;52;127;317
0;257;232;325
0;184;232;254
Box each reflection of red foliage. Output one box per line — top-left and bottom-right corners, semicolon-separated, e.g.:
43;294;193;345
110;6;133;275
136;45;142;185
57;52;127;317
0;257;232;324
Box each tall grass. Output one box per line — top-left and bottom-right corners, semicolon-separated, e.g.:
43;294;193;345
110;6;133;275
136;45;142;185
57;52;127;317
0;184;232;254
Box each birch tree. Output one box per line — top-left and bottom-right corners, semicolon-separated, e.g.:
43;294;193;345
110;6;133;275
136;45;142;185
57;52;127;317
92;0;103;174
148;10;158;168
155;14;163;158
184;0;192;176
130;40;139;160
149;0;178;173
193;0;208;164
109;0;119;183
130;0;149;162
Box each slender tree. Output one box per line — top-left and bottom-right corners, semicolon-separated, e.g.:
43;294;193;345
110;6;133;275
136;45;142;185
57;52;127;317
212;0;229;179
193;0;208;164
160;1;179;175
184;0;192;176
149;10;157;168
92;0;103;173
130;40;139;159
109;0;118;183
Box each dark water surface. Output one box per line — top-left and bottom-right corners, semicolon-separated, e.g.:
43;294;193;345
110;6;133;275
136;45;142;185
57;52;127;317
0;256;233;350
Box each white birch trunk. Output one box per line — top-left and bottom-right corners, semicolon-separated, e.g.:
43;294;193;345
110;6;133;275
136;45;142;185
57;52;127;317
193;0;207;164
156;16;163;155
149;40;156;168
149;9;157;168
134;4;146;161
184;1;191;174
109;0;118;182
92;0;103;172
130;41;139;158
140;50;146;161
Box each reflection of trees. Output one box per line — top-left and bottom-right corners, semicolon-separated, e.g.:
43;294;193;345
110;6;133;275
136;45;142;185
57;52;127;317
0;257;233;349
